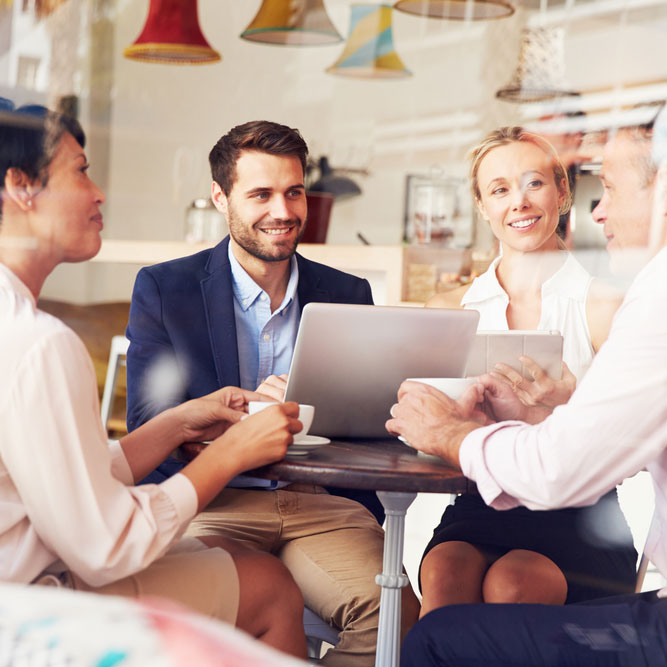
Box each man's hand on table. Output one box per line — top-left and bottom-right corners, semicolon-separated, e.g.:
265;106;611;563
255;374;288;402
479;373;554;425
490;357;576;410
385;374;555;467
385;381;490;468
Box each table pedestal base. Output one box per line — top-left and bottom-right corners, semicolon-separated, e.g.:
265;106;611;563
375;491;417;667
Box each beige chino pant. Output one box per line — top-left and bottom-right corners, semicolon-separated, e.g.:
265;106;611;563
185;484;385;667
67;541;240;625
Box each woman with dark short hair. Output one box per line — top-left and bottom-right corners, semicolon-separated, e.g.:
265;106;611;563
0;102;308;659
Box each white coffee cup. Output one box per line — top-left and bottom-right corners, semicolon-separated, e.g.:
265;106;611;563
248;401;315;439
405;377;477;400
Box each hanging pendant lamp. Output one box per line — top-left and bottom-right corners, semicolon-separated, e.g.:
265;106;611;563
393;0;514;20
496;27;579;102
124;0;221;64
327;4;411;79
240;0;342;46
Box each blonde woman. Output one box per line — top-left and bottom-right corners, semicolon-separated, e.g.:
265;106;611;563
419;127;636;616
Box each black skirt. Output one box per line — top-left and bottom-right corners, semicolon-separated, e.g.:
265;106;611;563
420;490;638;603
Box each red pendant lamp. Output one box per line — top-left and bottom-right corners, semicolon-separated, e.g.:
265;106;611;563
124;0;221;65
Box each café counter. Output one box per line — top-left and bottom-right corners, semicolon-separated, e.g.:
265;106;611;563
91;240;477;306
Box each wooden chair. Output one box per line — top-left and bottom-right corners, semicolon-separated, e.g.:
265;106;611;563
37;299;130;433
100;335;129;430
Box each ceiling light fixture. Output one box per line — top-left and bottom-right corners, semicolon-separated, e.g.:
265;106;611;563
327;4;411;79
496;27;579;102
124;0;221;65
393;0;514;21
240;0;342;46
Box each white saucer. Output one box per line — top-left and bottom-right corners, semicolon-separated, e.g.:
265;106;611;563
286;435;330;457
286;447;309;456
291;435;330;447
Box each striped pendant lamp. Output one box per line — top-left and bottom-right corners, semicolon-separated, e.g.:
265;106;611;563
327;4;411;79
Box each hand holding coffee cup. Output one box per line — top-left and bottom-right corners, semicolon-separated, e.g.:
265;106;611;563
248;401;315;442
215;400;301;471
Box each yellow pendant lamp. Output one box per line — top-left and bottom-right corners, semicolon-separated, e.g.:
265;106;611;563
241;0;342;46
327;4;411;79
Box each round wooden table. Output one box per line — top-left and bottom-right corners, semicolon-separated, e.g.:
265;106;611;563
251;437;475;667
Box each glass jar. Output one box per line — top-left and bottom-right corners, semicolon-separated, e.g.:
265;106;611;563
405;172;472;248
185;198;228;243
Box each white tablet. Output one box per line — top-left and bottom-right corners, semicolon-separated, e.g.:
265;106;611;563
464;330;564;380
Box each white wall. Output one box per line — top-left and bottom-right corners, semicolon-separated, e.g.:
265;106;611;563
2;0;661;302
4;0;666;590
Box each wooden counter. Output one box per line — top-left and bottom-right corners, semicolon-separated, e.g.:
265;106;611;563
91;240;472;306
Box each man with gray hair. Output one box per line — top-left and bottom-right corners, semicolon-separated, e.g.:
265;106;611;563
390;111;667;665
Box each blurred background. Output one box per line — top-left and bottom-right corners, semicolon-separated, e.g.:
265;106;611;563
3;0;665;594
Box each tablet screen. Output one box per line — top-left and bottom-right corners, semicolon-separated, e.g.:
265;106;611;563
464;330;564;380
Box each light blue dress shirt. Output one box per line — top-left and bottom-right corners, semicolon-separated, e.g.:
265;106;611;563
227;244;300;489
228;243;300;390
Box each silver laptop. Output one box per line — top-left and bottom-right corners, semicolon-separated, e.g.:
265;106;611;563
284;303;480;438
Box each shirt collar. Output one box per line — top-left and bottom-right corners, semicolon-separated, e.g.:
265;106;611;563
462;251;572;306
540;252;574;298
461;255;504;306
0;263;36;306
228;243;299;313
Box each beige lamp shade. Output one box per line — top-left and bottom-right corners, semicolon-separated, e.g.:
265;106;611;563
393;0;514;20
240;0;342;46
327;4;411;79
496;27;579;102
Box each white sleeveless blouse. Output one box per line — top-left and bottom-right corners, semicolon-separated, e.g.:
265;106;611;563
460;253;595;381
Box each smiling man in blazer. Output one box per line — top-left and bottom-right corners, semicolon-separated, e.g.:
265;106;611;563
125;120;418;667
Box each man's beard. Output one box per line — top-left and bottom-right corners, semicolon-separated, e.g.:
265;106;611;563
227;204;305;262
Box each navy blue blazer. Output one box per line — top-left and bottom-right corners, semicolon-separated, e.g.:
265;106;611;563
126;236;383;522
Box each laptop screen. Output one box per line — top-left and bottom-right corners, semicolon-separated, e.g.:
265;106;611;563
285;303;479;438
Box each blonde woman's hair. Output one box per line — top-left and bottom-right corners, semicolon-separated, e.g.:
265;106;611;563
468;126;572;215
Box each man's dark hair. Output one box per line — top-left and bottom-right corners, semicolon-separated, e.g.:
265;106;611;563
0;100;86;218
209;120;308;195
